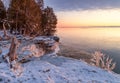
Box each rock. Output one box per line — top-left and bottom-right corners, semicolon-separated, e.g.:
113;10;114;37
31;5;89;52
53;36;60;42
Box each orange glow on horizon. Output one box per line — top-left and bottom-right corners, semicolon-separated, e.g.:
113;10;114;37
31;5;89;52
56;8;120;27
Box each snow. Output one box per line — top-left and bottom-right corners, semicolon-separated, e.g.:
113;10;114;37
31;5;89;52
0;55;120;83
0;31;120;83
1;0;10;10
21;44;45;58
1;1;120;82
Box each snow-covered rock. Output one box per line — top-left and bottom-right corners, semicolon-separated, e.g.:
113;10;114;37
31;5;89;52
0;30;60;61
0;55;120;83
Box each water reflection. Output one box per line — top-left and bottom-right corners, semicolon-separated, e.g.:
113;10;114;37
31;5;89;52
57;27;120;50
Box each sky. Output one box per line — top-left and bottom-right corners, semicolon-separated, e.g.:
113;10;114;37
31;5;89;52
44;0;120;27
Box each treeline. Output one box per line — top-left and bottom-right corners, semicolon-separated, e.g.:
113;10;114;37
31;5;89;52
0;0;57;36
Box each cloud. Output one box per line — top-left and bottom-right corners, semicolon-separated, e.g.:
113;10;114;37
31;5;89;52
44;0;120;11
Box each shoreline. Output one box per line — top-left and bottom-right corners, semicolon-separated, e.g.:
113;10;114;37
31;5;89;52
58;44;93;63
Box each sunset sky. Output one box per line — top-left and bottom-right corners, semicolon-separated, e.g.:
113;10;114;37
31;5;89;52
44;0;120;27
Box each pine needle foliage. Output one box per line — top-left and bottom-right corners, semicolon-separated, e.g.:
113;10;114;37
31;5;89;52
8;0;42;36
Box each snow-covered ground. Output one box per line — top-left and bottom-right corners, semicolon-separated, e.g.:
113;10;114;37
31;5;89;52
0;31;120;83
0;55;120;83
1;1;120;82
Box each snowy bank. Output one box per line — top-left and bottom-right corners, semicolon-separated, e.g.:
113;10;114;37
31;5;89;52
0;55;120;83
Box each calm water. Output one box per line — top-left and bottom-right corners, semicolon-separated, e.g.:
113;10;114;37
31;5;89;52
57;27;120;74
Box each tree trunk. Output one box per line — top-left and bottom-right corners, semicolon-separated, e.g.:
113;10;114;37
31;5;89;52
8;37;18;62
0;36;2;41
3;22;7;37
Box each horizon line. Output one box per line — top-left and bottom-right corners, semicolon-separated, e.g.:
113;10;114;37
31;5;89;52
58;26;120;28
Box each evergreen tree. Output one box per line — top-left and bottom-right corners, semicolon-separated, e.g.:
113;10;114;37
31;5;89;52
36;0;44;9
42;6;57;36
8;0;42;36
0;0;6;29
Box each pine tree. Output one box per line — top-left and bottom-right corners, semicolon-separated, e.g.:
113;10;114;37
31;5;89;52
8;0;42;36
36;0;44;9
42;6;57;36
0;0;6;29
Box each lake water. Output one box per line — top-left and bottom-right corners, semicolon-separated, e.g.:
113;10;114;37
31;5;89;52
57;27;120;74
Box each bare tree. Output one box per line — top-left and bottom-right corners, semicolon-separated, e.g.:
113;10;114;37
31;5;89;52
91;51;116;71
